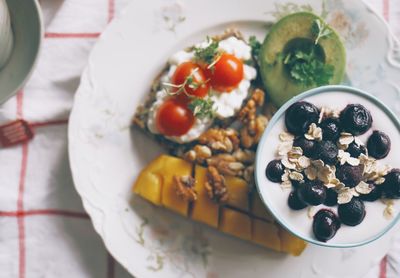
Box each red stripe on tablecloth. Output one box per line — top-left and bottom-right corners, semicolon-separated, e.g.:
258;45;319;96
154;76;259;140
16;92;23;120
0;210;89;219
16;90;27;278
107;253;115;278
30;119;68;128
45;32;101;39
379;255;387;278
382;0;389;21
17;216;25;278
108;0;115;23
17;142;28;278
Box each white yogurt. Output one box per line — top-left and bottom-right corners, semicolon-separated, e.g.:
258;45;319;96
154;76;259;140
257;90;400;245
0;0;13;69
147;36;256;143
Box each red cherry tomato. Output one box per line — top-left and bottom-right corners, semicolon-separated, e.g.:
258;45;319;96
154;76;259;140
206;53;244;92
156;98;195;136
171;61;209;100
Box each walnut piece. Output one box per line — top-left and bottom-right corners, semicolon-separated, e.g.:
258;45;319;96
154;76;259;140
184;145;212;163
232;149;255;164
198;128;240;153
174;175;197;202
240;115;268;148
207;154;244;176
205;166;229;203
238;89;265;134
243;165;255;188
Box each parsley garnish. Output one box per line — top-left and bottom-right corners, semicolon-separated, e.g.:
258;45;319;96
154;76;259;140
283;19;335;87
249;36;261;59
284;49;334;86
311;18;332;45
193;37;220;67
188;97;216;119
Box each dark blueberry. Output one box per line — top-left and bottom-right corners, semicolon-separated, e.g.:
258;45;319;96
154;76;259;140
288;190;308;210
340;104;373;135
297;180;326;206
360;183;382;202
285;101;319;136
320;118;341;141
293;137;316;157
338;198;366;226
313;209;341;242
314;140;338;165
265;160;285;183
367;130;391;159
324;188;338;206
382;169;400;199
336;164;363;188
347;142;367;158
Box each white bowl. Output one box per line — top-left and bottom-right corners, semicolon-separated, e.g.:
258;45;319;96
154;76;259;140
255;85;400;248
0;0;42;103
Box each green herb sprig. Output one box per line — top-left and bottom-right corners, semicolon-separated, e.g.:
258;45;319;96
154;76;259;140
193;37;220;65
283;19;335;87
249;36;262;59
284;50;334;86
311;18;332;45
188;97;216;119
162;68;206;97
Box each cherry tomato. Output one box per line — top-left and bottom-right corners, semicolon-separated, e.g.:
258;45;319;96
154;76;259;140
156;98;195;136
171;61;209;100
206;53;244;92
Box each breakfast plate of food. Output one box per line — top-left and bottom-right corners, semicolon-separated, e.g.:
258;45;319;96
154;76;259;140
69;0;400;277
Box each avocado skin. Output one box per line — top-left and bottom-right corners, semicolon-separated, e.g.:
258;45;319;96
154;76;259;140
259;12;346;107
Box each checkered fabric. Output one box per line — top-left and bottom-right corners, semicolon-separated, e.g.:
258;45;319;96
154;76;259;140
0;0;398;277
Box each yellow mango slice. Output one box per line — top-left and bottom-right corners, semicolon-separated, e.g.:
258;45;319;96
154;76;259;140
220;208;252;241
191;165;219;228
252;219;281;252
225;176;249;212
133;154;307;256
133;155;167;206
251;192;275;222
278;227;307;256
160;156;193;216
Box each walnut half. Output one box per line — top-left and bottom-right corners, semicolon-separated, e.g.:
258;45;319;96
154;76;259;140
174;176;197;202
198;128;240;153
205;166;229;203
240;115;268;148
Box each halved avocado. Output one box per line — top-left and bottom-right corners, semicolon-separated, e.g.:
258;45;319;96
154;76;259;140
259;12;346;107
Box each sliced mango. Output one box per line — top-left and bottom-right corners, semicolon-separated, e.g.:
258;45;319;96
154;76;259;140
191;165;220;228
251;192;275;222
133;154;307;256
225;176;250;212
160;156;193;216
133;155;167;206
252;219;281;252
220;208;252;241
278;227;307;256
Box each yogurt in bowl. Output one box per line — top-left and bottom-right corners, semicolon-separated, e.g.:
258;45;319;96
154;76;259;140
255;85;400;248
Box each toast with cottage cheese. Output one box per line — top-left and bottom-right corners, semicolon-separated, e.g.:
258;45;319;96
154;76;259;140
133;29;264;153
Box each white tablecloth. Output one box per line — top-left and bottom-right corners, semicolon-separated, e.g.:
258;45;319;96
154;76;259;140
0;0;398;277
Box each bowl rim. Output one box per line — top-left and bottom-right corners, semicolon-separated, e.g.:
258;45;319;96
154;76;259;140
254;85;400;248
0;0;43;104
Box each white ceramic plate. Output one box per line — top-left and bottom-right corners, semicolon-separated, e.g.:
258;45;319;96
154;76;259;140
69;0;400;277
